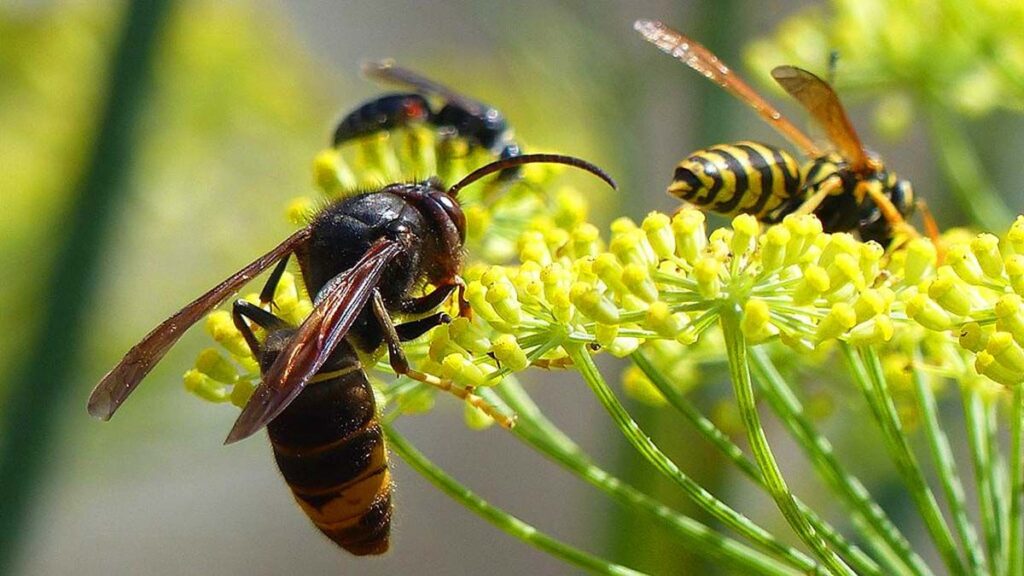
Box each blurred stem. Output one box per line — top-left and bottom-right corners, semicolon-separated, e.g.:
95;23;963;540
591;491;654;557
1007;386;1023;576
750;347;931;576
383;424;646;576
564;344;824;574
843;345;969;576
632;351;883;576
492;380;802;576
961;384;1002;571
925;102;1010;230
0;2;172;574
720;308;854;576
910;357;988;576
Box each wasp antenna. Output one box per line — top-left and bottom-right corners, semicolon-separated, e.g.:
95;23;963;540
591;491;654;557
448;153;617;197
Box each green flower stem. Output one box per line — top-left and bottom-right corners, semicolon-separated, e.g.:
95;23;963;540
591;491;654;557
564;344;824;575
720;307;854;576
749;347;932;576
961;384;1002;571
492;380;802;576
985;398;1008;568
631;351;883;576
925;102;1011;230
382;424;646;576
910;358;988;576
843;345;969;576
1007;386;1023;576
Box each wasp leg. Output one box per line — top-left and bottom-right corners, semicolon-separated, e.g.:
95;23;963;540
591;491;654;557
231;300;291;357
371;290;514;428
533;358;574;369
859;181;919;240
395;312;451;341
396;283;456;314
258;254;291;310
915;199;945;263
793;174;844;217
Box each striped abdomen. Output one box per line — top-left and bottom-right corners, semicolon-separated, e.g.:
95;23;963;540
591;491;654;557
266;348;391;555
668;141;801;221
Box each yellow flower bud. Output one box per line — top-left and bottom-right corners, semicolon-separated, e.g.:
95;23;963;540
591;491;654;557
928;267;973;316
694;257;721;299
971;234;1003;278
183;369;229;403
642;212;676;259
906;294;953;331
491;335;529;372
816;303;857;341
761;225;790;271
195;348;239;384
621;263;660;303
671;209;706;263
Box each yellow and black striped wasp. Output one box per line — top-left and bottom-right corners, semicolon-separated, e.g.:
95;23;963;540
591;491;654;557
635;19;937;247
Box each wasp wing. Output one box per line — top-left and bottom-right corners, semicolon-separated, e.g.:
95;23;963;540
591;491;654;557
87;227;312;421
224;238;403;444
362;59;486;116
634;19;821;157
771;65;870;173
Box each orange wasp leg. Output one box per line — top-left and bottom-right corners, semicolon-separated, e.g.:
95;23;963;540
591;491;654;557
793;175;844;217
371;290;514;429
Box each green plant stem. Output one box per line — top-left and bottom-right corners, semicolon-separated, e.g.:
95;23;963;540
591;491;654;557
1007;386;1023;576
910;359;988;576
962;384;1002;572
564;344;825;575
843;345;968;576
383;424;646;576
491;380;802;576
631;351;883;576
720;308;854;576
925;102;1011;230
749;347;932;576
0;2;173;574
986;396;1008;570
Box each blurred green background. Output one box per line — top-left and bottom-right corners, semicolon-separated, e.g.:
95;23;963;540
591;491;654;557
1;1;1022;574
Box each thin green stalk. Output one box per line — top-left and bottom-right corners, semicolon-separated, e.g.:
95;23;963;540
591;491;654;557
962;384;1002;572
910;359;988;576
720;308;854;576
492;380;802;576
564;344;825;575
844;345;968;576
1007;386;1023;576
750;347;932;576
985;397;1008;570
925;102;1011;230
383;424;646;576
0;2;173;574
632;351;883;576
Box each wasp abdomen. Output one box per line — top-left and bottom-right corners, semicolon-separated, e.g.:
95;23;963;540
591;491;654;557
267;364;391;556
668;141;801;220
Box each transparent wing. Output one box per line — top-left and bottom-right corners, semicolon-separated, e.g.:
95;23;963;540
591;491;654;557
362;59;486;116
771;65;870;173
634;19;821;157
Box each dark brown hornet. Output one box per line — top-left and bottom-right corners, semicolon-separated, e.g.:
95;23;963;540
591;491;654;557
635;20;938;247
88;140;615;554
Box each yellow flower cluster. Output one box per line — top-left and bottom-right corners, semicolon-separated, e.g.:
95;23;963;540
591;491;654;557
185;124;1022;427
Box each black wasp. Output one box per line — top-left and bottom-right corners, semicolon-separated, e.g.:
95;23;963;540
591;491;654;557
333;60;521;179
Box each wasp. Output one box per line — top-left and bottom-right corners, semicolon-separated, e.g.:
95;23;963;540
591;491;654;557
334;60;521;179
635;20;935;247
88;148;615;554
